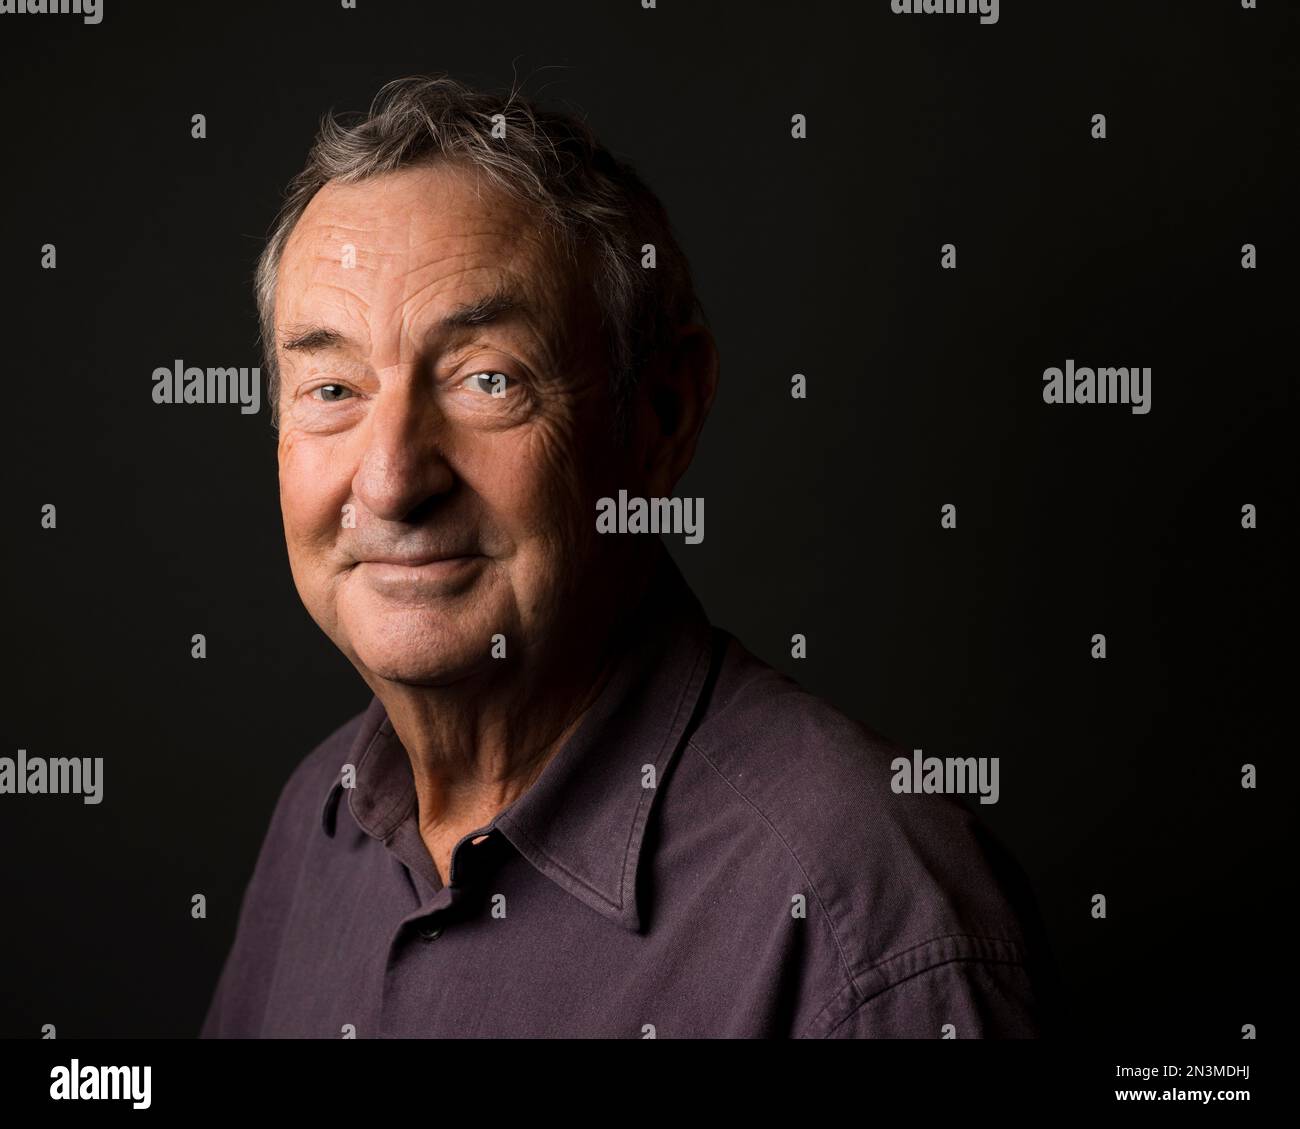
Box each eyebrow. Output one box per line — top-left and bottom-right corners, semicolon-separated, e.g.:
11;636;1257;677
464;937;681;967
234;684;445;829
279;286;527;355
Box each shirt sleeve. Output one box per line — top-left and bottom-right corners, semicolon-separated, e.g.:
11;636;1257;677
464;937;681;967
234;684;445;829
814;955;1041;1039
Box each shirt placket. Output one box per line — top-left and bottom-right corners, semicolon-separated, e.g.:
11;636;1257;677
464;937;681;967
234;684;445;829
377;822;502;1034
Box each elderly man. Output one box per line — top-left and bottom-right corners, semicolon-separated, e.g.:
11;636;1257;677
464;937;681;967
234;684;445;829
201;74;1048;1039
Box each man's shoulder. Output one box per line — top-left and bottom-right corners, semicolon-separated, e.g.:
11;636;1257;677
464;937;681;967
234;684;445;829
689;630;987;855
690;630;897;794
199;700;377;1038
686;630;1040;972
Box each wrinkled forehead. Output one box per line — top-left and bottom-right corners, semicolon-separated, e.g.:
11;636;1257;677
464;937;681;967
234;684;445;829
275;163;589;351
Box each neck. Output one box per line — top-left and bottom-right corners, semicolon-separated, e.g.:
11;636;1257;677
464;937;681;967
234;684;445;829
368;548;661;856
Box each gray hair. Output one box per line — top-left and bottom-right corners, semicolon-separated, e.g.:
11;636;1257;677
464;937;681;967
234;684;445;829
255;73;705;429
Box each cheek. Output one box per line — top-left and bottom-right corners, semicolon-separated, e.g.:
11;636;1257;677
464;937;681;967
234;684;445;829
458;424;594;570
278;430;350;554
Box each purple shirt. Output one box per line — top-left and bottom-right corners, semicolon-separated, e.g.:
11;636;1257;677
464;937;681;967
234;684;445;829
201;551;1044;1038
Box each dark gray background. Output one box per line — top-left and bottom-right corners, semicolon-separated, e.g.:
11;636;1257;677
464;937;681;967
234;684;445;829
3;0;1293;1038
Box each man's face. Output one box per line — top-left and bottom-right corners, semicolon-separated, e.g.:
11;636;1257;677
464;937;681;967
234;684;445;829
274;162;624;687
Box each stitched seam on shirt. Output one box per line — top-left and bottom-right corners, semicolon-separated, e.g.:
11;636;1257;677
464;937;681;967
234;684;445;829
820;950;1030;1038
801;933;1026;1037
317;710;373;835
373;720;418;833
853;931;1025;977
684;735;861;1005
349;720;414;838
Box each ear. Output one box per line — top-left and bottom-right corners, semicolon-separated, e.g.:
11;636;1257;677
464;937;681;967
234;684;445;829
633;324;720;496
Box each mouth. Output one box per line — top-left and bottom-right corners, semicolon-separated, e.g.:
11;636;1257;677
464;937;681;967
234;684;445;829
361;552;483;568
353;553;487;598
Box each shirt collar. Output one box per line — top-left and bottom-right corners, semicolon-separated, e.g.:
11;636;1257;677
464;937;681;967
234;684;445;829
319;547;715;932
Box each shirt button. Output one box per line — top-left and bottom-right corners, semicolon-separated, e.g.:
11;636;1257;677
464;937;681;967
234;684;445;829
418;924;443;941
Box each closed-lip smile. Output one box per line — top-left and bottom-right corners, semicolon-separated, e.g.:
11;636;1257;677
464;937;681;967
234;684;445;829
361;552;481;567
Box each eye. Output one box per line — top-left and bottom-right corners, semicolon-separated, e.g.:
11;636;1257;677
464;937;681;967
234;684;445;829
311;383;353;402
463;371;513;398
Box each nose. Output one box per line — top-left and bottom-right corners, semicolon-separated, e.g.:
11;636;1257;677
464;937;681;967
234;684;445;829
351;376;455;522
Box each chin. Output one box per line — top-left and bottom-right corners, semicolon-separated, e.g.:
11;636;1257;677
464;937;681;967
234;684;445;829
337;602;497;688
362;659;477;687
351;636;488;687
